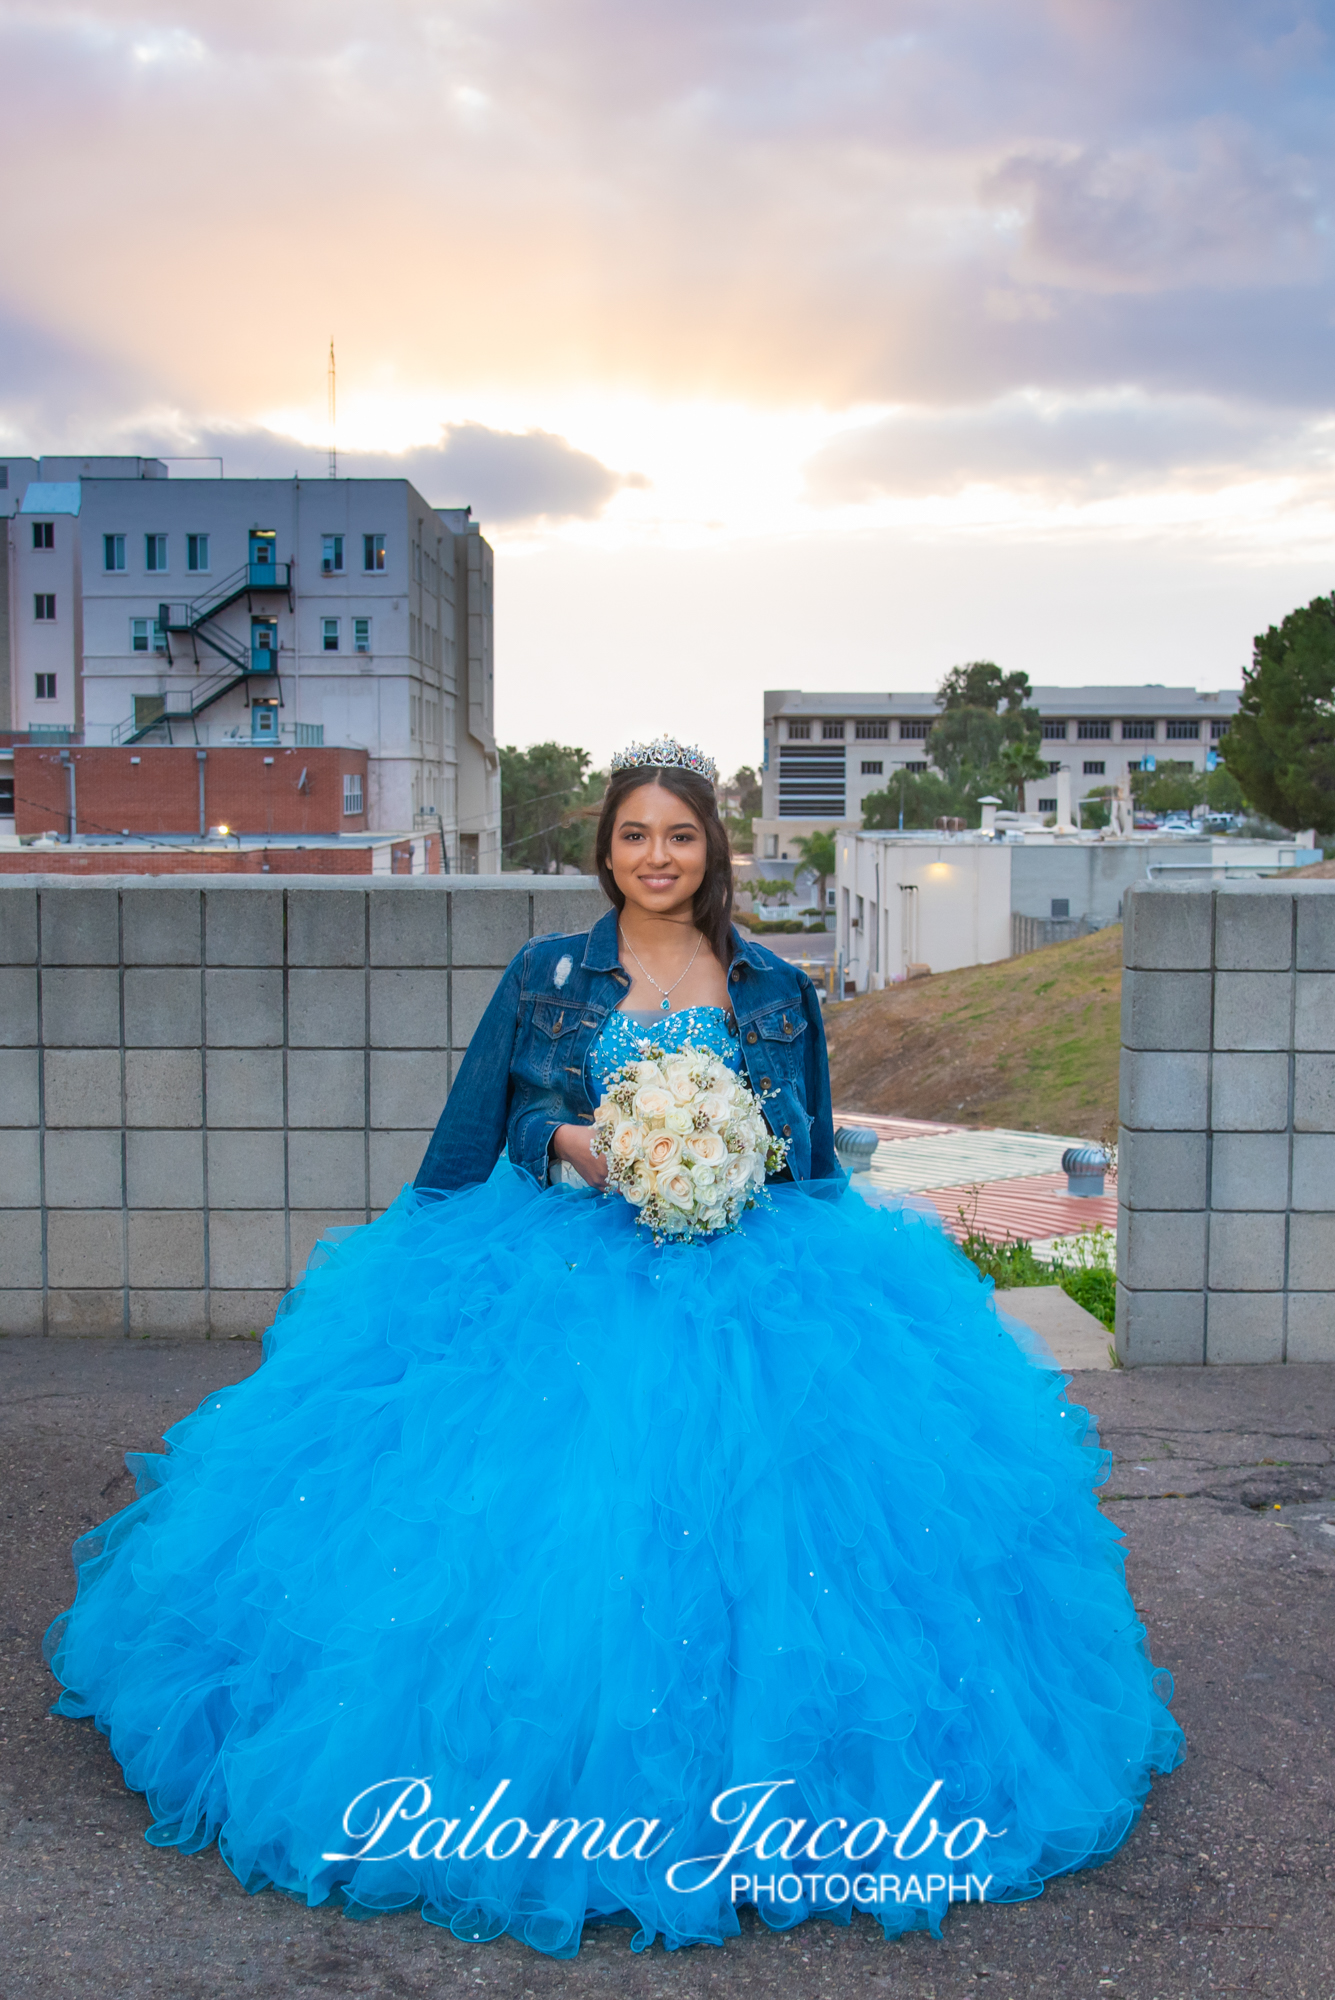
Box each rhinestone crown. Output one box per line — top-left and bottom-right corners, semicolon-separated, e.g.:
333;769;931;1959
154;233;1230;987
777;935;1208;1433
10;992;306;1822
609;736;719;786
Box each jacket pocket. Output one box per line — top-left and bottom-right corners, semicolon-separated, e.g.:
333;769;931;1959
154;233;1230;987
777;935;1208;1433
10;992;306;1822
742;1006;807;1085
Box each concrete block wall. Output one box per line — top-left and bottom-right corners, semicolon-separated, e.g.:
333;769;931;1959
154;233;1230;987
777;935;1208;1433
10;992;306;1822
1117;881;1335;1365
0;876;607;1336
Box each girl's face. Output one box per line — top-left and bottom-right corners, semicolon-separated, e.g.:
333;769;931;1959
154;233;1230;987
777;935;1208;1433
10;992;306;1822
608;782;708;919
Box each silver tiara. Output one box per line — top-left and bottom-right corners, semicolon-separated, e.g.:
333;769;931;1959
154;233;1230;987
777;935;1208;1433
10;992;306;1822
609;736;718;786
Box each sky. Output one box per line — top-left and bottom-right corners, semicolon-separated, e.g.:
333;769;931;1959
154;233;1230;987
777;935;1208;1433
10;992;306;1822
3;0;1335;773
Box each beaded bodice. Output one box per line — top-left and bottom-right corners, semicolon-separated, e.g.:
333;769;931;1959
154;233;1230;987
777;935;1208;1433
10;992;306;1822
586;1005;744;1100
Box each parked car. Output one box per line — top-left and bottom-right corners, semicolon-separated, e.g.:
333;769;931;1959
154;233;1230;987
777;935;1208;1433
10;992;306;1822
1133;813;1159;829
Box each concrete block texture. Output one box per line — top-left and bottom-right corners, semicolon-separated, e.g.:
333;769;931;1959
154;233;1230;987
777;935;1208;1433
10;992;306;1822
0;887;38;964
127;1210;205;1288
204;1049;284;1128
1294;1054;1335;1132
1115;1284;1204;1366
1210;1132;1291;1211
1210;1053;1291;1132
1117;1127;1208;1209
450;890;533;968
121;888;202;966
0;1208;43;1288
287;889;366;967
369;891;450;968
369;968;452;1049
207;1210;286;1289
40;887;119;965
0;1129;41;1206
124;1050;202;1129
370;1050;450;1131
41;967;121;1047
0;967;38;1045
287;1129;367;1210
46;1289;124;1335
123;967;202;1048
1123;887;1213;970
0;1048;40;1126
1286;1293;1335;1362
206;1130;286;1209
450;968;505;1048
527;886;609;942
0;1290;44;1333
287;1049;366;1127
1120;969;1212;1051
1117;1206;1207;1290
290;1209;365;1276
204;969;283;1047
288;969;366;1048
1290;1135;1335;1211
203;889;284;966
1207;1211;1287;1291
129;1289;207;1334
1118;1050;1208;1132
44;1049;122;1127
369;1130;432;1208
1293;973;1335;1051
1206;1292;1285;1365
125;1130;205;1210
207;1288;285;1335
1287;1213;1335;1290
1212;973;1294;1052
44;1129;123;1209
47;1209;124;1288
1296;889;1335;971
1214;891;1294;971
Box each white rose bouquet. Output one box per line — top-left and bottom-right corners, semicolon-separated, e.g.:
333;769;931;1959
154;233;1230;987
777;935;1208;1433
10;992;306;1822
588;1040;789;1243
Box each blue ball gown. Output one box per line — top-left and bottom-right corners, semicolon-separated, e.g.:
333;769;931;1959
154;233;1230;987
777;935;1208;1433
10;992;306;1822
45;1005;1182;1959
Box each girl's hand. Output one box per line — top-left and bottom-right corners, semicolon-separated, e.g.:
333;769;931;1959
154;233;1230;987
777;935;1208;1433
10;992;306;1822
551;1122;609;1190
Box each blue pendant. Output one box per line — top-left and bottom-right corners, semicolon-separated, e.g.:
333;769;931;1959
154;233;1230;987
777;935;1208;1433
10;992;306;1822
660;996;670;1011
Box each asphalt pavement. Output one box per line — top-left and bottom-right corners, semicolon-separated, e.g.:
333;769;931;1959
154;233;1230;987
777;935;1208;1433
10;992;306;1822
2;1337;1332;2000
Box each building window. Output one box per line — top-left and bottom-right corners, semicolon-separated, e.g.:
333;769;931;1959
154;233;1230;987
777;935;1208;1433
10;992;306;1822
34;672;57;700
1051;898;1070;919
104;533;125;572
353;617;371;653
1041;720;1068;740
763;833;779;858
861;760;883;776
1077;720;1111;739
1083;760;1106;775
363;533;386;572
1047;760;1063;775
1038;796;1057;813
322;618;340;652
187;533;210;572
295;722;324;746
322;534;344;574
145;533;168;572
1211;719;1230;739
787;720;810;739
822;721;845;740
855;720;888;739
899;721;930;740
343;773;364;816
131;616;167;653
34;594;55;620
904;759;928;773
0;466;7;489
1166;720;1200;740
1121;719;1157;740
32;521;54;550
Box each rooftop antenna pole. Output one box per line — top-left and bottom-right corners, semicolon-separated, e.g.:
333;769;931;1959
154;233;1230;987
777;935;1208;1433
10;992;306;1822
327;338;337;478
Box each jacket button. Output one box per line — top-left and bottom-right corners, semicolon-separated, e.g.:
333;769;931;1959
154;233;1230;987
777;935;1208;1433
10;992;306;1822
782;1123;791;1137
760;1075;772;1090
746;1030;758;1044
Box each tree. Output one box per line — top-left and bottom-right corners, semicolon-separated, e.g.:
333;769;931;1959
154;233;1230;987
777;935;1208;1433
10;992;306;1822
1223;595;1335;835
937;661;1033;714
862;770;961;829
794;829;836;910
499;742;604;872
719;765;763;853
927;664;1046;812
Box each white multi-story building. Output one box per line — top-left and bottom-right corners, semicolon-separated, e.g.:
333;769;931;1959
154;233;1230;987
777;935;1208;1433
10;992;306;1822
1;455;500;867
756;685;1241;858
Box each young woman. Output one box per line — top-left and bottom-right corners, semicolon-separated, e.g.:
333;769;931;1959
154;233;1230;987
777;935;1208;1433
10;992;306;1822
45;739;1182;1961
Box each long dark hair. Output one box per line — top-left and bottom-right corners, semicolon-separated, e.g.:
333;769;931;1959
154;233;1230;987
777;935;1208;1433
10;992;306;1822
595;765;735;969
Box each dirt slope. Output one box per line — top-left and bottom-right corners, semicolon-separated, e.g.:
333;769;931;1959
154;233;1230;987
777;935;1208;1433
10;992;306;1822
824;925;1122;1138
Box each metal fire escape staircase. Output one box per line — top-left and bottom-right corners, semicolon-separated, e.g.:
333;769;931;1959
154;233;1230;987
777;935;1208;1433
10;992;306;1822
112;557;293;746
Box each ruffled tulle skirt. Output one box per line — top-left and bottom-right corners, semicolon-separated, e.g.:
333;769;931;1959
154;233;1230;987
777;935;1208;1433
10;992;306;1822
45;1165;1182;1957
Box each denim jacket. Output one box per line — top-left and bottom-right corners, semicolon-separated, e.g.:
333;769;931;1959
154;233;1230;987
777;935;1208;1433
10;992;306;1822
415;907;838;1192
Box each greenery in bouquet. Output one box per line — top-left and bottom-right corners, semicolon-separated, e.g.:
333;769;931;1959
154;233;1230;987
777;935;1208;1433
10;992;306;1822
589;1040;789;1243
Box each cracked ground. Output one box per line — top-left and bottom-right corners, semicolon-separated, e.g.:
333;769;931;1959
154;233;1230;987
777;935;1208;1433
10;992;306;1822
2;1339;1332;2000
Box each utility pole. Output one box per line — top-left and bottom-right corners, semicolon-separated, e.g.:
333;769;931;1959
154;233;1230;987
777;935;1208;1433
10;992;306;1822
328;339;337;479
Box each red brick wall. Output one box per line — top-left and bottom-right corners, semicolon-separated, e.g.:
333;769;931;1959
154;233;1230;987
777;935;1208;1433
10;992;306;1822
0;847;376;875
13;745;369;839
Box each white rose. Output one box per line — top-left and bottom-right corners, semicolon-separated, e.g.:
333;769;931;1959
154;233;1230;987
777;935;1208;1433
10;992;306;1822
645;1130;683;1172
664;1106;694;1136
684;1129;727;1168
610;1120;645;1163
697;1091;732;1126
663;1065;697;1105
592;1098;619;1128
724;1153;755;1190
729;1081;751;1105
633;1084;676;1122
659;1168;696;1211
624;1161;654;1207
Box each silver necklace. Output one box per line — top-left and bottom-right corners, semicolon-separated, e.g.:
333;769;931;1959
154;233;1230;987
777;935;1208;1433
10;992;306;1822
619;927;704;1012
